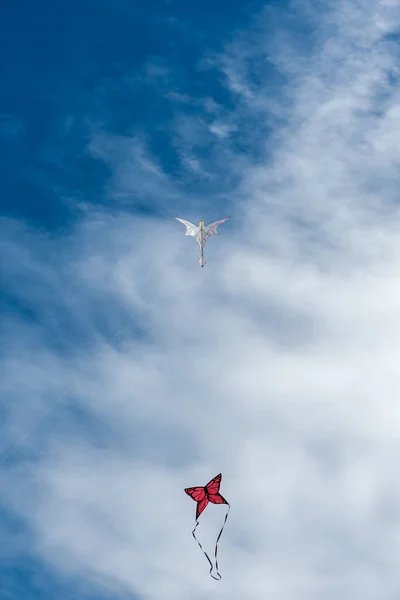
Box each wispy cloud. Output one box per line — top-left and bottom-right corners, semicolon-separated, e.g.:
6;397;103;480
3;1;400;599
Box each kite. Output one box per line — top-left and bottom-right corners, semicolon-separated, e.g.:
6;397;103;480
184;473;230;580
175;218;230;267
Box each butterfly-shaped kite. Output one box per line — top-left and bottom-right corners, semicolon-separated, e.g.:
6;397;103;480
185;473;230;580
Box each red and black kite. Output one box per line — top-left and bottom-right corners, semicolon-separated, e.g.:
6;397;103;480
185;473;230;580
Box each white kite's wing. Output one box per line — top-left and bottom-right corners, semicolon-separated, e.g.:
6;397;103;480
175;217;199;238
204;218;230;241
175;217;195;229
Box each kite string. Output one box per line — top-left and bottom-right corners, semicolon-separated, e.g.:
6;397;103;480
192;503;230;580
0;310;137;466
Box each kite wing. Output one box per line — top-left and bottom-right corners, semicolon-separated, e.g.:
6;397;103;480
196;497;209;519
175;217;199;238
203;218;230;241
185;486;209;519
185;487;207;502
205;473;228;506
205;473;222;495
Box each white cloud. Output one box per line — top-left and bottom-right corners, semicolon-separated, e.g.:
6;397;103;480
3;0;400;599
209;121;237;138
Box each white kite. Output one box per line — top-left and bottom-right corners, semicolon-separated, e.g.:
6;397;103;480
175;218;230;267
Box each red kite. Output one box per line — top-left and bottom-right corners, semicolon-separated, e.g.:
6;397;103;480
185;473;230;579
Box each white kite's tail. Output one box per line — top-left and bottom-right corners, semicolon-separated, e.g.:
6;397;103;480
199;254;206;267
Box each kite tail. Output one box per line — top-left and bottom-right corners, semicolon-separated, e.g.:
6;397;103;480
191;504;230;580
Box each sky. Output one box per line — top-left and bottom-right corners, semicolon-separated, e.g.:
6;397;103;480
2;0;400;598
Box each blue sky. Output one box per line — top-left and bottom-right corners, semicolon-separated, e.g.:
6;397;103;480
2;0;400;599
0;0;267;229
